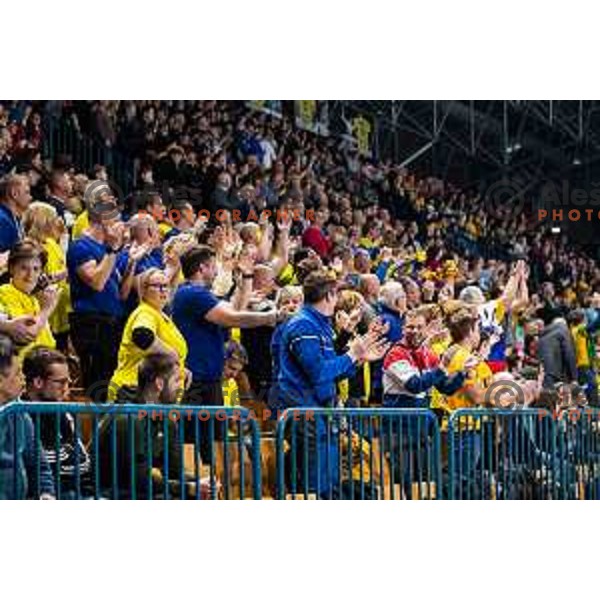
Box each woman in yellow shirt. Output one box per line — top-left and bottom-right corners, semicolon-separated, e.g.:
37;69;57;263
442;308;492;411
0;240;58;358
437;307;496;498
22;202;71;351
110;268;189;402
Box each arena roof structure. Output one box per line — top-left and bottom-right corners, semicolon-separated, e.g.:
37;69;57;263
338;100;600;193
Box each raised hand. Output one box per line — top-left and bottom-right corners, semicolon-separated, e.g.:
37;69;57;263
39;284;60;313
128;241;149;263
348;331;391;363
277;212;292;233
367;316;390;338
362;337;392;362
335;307;362;333
104;221;125;250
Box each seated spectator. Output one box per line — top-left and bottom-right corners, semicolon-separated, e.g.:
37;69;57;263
0;334;55;499
0;240;58;358
222;340;248;407
98;353;212;499
110;268;189;401
22;346;91;498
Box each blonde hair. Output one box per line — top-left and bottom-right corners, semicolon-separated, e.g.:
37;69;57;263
335;289;363;314
22;202;60;243
239;222;260;244
277;285;303;308
138;267;167;300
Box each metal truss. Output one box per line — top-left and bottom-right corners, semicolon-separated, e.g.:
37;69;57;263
334;100;600;193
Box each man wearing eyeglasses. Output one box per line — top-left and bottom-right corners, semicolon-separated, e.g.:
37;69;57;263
22;346;92;498
0;335;55;499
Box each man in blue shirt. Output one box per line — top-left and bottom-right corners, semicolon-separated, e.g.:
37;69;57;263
0;174;31;253
67;194;138;403
272;270;389;497
172;245;277;458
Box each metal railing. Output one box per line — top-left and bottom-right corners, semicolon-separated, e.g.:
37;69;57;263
0;402;261;500
4;402;600;499
447;408;558;500
275;408;442;500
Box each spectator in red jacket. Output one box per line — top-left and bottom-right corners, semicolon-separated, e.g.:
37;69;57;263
302;206;332;259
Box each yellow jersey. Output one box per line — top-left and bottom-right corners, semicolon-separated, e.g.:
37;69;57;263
222;378;241;407
43;237;71;335
110;301;188;397
0;283;56;357
72;210;89;239
444;345;493;411
571;324;590;368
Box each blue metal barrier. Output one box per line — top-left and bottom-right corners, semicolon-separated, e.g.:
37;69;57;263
7;402;600;500
556;408;600;500
447;408;557;499
275;408;441;500
0;402;261;500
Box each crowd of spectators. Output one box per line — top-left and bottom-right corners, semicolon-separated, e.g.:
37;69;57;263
0;99;599;498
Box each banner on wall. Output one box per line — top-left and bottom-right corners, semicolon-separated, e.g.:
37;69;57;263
245;101;283;118
294;101;329;135
351;115;373;156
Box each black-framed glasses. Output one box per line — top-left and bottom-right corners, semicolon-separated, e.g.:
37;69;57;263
146;283;169;292
47;377;71;386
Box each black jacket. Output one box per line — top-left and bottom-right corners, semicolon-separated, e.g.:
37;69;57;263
538;320;577;388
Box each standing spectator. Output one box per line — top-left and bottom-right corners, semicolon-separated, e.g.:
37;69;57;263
568;308;599;405
44;170;74;226
22;202;71;352
537;308;578;391
110;268;188;402
67;197;137;402
92;101;116;149
172;245;277;457
0;241;58;358
302;206;332;259
371;281;407;402
383;307;467;409
0;174;32;253
273;270;388;497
